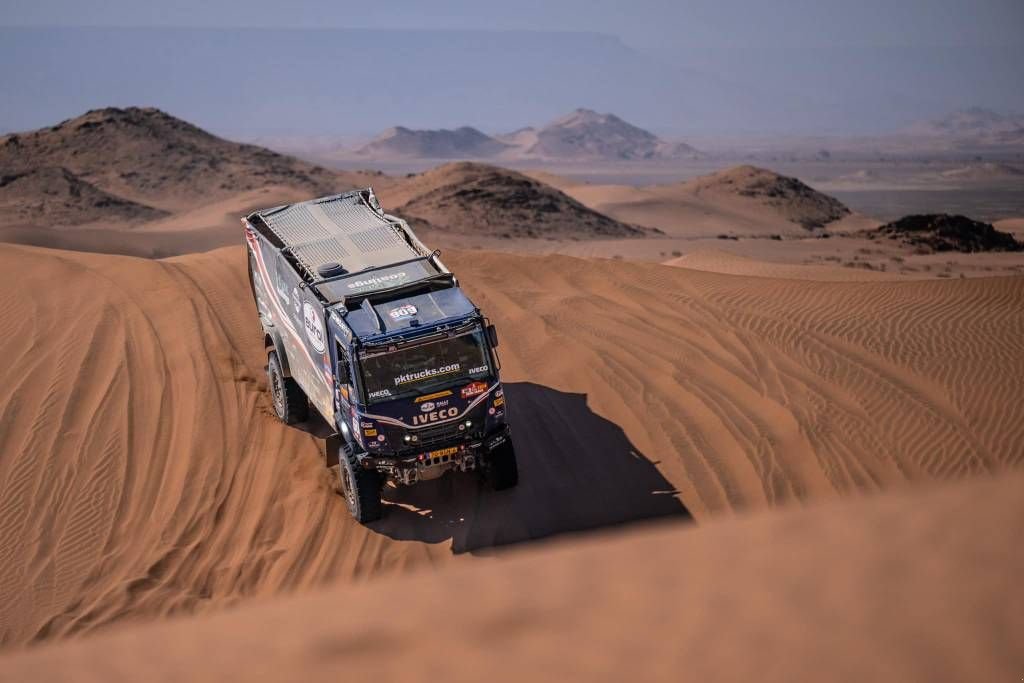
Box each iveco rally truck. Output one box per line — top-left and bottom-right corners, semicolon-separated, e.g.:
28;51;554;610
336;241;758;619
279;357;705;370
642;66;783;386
243;189;517;522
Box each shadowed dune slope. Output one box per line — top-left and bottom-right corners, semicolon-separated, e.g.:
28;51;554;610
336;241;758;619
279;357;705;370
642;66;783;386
0;244;1023;648
3;472;1021;682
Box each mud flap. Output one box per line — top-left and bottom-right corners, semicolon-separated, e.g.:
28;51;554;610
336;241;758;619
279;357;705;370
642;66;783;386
325;433;341;468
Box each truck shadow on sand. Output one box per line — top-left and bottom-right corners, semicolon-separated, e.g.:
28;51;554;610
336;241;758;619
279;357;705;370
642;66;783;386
369;382;690;554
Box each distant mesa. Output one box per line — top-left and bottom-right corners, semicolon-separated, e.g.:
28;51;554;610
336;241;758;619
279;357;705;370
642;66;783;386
520;108;702;161
356;126;511;159
356;108;702;162
382;162;647;240
939;162;1024;181
872;214;1023;253
685;165;850;230
903;107;1024;146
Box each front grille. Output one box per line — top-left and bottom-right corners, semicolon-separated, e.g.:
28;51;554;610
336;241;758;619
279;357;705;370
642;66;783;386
415;421;466;449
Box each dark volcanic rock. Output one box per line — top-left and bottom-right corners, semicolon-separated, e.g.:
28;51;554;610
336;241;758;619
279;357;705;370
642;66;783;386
0;107;340;205
873;214;1023;253
0;167;167;225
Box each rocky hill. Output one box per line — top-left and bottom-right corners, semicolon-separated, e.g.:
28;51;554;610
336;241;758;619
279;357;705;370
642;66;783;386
0;167;168;226
355;126;510;159
517;109;701;161
0;107;344;212
684;165;850;230
871;214;1023;253
379;162;647;239
354;109;702;162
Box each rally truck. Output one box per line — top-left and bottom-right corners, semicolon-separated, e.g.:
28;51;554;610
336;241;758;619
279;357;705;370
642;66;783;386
243;189;517;522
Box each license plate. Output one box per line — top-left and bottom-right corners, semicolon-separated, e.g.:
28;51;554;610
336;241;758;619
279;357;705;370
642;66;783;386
428;447;459;459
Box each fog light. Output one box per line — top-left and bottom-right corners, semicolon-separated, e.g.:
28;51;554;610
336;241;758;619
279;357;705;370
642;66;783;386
403;435;411;443
464;420;472;428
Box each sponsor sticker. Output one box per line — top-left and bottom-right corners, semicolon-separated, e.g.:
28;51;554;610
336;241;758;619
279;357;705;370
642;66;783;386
461;381;488;399
412;407;459;426
346;271;407;291
420;402;436;412
394;364;461;387
303;302;326;353
377;434;386;442
493;396;505;407
292;288;300;315
369;388;393;400
428;447;459;460
388;304;418;321
364;428;378;437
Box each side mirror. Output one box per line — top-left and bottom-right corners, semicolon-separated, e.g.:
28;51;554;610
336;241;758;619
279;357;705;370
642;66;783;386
486;324;499;348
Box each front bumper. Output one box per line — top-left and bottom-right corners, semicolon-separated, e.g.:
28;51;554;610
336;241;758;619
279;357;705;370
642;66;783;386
361;424;511;485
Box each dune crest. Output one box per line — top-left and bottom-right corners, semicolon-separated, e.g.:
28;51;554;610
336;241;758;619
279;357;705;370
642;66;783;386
3;472;1021;682
1;243;1022;648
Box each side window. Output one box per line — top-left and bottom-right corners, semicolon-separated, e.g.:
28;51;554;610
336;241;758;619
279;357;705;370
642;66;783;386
335;340;353;407
336;341;351;385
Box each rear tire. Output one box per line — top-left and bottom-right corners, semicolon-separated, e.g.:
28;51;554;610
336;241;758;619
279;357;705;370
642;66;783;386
486;439;519;490
267;350;308;424
339;443;383;523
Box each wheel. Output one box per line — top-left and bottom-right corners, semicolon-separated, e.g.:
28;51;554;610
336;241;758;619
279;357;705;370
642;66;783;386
338;443;383;523
486;439;519;490
267;350;308;424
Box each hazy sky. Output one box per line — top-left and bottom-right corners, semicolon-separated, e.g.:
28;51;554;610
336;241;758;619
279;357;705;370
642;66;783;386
1;1;1021;136
4;0;1023;50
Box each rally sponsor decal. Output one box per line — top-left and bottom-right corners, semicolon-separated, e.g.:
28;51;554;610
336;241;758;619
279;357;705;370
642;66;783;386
362;382;499;429
420;402;436;412
244;228;331;391
369;388;393;400
461;381;488;399
394;363;460;387
303;302;326;354
346;271;407;291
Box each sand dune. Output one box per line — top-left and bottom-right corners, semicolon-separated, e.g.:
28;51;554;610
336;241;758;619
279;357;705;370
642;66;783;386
376;162;645;239
3;472;1021;682
665;249;905;281
529;165;877;238
1;242;1022;648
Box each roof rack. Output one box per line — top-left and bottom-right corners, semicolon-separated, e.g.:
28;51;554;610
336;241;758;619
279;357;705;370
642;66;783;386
247;189;429;284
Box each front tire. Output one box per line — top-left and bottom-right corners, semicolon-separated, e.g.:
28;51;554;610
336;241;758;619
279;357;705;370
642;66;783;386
339;443;383;523
267;350;308;424
486;439;519;490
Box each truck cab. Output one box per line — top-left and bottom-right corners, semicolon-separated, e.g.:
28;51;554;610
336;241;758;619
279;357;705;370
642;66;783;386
244;189;517;522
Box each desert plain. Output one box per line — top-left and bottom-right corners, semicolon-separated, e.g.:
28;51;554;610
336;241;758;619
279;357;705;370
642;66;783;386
0;106;1022;681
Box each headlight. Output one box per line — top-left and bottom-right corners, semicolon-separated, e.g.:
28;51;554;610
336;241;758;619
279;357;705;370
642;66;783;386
403;434;412;443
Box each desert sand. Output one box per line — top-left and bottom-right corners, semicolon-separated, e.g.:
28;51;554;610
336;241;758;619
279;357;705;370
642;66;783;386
1;241;1022;651
2;107;1024;679
1;471;1020;682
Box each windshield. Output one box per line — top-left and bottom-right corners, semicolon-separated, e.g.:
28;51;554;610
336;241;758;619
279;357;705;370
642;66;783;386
359;328;492;404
